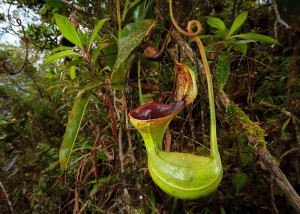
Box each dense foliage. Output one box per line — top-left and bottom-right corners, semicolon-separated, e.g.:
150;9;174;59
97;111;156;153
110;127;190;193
0;0;299;213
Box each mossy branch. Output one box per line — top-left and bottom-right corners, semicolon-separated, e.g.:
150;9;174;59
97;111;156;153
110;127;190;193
220;91;300;213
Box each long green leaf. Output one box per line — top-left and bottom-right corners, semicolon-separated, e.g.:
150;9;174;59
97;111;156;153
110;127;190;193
228;11;248;37
232;33;280;45
87;18;110;52
54;13;83;49
44;51;81;65
112;19;154;89
207;18;226;33
59;92;90;168
216;56;230;89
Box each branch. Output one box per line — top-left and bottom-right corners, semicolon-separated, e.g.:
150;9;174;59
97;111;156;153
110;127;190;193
60;0;87;13
221;92;300;213
271;0;292;40
0;181;14;214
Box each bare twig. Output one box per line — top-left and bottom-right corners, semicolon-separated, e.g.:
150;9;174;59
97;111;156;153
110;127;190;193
0;181;14;214
113;89;130;201
113;90;125;174
271;0;291;40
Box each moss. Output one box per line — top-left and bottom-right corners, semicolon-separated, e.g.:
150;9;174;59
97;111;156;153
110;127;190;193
225;102;267;148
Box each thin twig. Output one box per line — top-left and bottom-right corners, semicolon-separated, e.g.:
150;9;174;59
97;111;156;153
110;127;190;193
278;148;300;164
113;89;130;200
170;130;206;148
271;0;291;40
0;181;14;214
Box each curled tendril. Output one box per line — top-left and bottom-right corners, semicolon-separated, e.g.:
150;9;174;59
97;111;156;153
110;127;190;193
0;4;29;75
169;0;202;37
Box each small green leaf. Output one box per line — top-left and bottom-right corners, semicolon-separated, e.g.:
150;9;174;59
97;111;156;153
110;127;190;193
207;18;226;34
228;11;248;37
232;33;280;45
70;65;76;79
59;91;90;169
45;51;81;65
216;56;230;89
54;13;83;49
87;18;110;52
112;19;154;89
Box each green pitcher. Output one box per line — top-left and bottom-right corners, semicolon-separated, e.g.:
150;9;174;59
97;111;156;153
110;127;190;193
128;62;223;199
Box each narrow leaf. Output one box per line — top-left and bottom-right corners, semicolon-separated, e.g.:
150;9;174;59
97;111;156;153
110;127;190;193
70;65;76;79
54;13;83;49
216;56;230;89
228;11;248;37
65;59;87;69
45;51;81;65
87;18;110;52
207;18;226;33
232;33;280;45
59;92;90;168
51;46;73;53
112;19;154;89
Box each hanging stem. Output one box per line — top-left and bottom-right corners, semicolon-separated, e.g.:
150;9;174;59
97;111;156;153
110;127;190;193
169;0;218;158
137;58;144;105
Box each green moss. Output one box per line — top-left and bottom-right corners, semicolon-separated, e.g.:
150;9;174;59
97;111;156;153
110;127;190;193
225;102;267;148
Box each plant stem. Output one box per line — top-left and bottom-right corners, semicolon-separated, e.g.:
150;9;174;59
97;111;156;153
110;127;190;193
116;0;121;33
0;181;14;214
137;58;144;105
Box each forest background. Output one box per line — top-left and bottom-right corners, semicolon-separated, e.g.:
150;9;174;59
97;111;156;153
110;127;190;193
0;0;299;213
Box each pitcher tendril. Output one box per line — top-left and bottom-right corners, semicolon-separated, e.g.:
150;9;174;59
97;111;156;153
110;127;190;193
170;0;218;158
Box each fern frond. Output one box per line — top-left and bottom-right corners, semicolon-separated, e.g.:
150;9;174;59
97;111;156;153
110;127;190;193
232;172;248;193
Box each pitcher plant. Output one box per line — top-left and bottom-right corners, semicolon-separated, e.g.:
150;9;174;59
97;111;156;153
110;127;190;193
128;0;223;199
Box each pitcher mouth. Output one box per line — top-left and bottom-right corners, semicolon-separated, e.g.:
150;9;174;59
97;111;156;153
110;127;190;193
128;99;186;121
